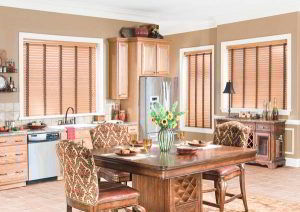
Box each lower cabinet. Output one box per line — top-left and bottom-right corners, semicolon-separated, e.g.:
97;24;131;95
0;134;28;190
216;118;286;169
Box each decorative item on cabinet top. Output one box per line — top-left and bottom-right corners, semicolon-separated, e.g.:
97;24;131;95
120;24;163;39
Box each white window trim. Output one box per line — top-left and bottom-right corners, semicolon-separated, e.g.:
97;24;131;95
18;32;105;120
179;45;215;134
220;34;292;116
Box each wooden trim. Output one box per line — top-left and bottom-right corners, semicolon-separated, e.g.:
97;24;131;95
255;47;258;108
43;44;47;116
202;55;205;128
210;53;212;128
269;45;272;102
195;56;198;128
184;50;212;56
59;45;63;114
75;46;78;114
242;48;245;108
89;47;93;113
24;39;97;47
283;44;287;109
227;40;287;50
25;43;30;117
188;56;191;127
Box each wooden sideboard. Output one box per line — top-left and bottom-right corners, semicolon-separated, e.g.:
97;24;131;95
0;134;28;190
215;118;286;169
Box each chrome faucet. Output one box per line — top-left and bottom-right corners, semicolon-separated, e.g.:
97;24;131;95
64;107;76;125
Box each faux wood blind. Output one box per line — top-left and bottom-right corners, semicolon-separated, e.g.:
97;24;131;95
228;41;287;109
24;40;96;117
186;52;212;128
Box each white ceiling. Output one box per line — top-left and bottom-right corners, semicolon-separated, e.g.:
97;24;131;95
1;0;300;35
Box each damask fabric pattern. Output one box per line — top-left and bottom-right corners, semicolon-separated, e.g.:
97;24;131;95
90;123;131;149
213;121;250;147
56;140;99;206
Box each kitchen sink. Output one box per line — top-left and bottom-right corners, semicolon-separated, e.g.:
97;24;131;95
48;123;98;130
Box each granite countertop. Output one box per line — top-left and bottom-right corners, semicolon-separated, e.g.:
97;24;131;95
0;130;28;137
215;117;286;124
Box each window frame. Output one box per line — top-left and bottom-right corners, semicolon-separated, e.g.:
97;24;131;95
220;34;292;115
179;45;215;134
19;32;105;120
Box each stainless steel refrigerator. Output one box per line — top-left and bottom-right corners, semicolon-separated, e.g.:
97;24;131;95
139;76;178;141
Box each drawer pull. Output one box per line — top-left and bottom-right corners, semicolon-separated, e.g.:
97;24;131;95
15;171;23;174
15;153;23;156
15;140;24;143
0;173;7;176
0;154;7;158
0;141;7;144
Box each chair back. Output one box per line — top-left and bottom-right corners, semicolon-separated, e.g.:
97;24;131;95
90;123;131;149
213;121;250;148
56;140;99;206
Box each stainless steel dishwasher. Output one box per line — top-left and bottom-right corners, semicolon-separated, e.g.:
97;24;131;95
27;132;60;181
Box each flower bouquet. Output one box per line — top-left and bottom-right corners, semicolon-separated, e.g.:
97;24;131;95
150;102;184;152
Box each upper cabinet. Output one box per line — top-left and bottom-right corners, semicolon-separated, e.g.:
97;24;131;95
141;42;157;75
156;43;170;75
108;38;129;99
140;40;170;76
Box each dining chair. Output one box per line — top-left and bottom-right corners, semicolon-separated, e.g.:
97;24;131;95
56;139;145;212
90;123;132;185
202;121;251;212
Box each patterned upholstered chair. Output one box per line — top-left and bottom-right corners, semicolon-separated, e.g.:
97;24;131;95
56;140;145;212
90;123;132;185
202;121;251;212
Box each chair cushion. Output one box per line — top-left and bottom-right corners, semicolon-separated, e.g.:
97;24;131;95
205;165;241;176
99;168;131;182
98;182;139;204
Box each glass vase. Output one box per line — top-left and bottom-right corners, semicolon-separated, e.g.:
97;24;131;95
158;128;174;152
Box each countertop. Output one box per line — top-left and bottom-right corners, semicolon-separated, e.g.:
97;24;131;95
215;117;286;124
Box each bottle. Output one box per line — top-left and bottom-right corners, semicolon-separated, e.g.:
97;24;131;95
12;81;17;92
267;101;273;120
9;77;14;91
263;100;267;120
272;98;279;120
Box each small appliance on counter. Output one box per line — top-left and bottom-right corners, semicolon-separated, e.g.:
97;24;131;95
27;131;60;182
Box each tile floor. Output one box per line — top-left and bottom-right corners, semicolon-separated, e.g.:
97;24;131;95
0;165;299;212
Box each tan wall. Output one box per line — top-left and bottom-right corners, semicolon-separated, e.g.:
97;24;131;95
0;6;142;103
166;12;300;158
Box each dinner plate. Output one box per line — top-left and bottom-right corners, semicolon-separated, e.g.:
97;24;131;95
177;147;198;155
188;141;212;147
115;151;137;157
0;75;8;91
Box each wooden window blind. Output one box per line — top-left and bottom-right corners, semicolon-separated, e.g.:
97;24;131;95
228;40;287;109
23;40;96;117
186;51;212;128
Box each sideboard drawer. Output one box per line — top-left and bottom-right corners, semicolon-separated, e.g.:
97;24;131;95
0;162;28;185
0;145;27;165
256;123;271;132
0;135;27;147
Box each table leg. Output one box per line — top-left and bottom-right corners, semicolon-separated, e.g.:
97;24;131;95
132;173;203;212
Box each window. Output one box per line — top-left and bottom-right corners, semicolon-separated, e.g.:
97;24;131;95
228;40;287;109
180;46;214;133
19;33;104;119
221;34;291;115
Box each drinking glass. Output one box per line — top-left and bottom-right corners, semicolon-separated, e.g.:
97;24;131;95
143;139;152;153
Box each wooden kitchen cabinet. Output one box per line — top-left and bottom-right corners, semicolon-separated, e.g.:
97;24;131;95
141;42;157;75
0;134;28;190
216;118;286;169
108;38;129;99
156;43;170;75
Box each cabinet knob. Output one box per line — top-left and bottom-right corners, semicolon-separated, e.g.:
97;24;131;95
0;173;7;176
15;171;24;174
0;155;7;158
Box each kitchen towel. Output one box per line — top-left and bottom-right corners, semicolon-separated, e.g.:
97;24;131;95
66;127;75;140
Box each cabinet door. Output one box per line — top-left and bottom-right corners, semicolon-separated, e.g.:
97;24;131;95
141;42;157;75
118;42;128;98
255;132;271;161
157;43;170;75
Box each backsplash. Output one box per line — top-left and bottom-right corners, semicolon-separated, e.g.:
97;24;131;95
0;99;119;126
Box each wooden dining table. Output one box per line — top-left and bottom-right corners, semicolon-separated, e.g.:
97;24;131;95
93;144;256;212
